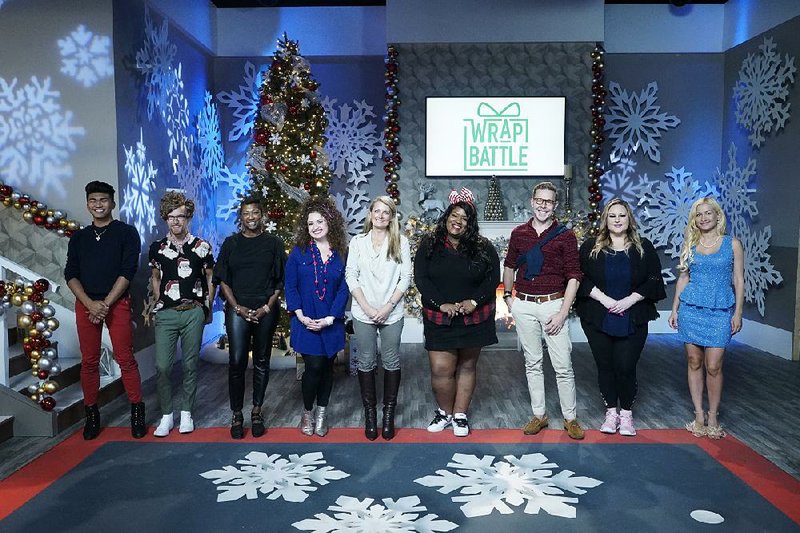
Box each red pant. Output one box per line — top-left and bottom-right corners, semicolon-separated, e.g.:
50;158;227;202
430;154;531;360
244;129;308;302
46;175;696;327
75;297;142;404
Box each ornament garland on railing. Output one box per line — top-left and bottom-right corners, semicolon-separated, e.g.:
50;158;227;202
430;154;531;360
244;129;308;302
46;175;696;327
587;43;607;235
382;44;402;204
0;182;81;237
0;278;62;411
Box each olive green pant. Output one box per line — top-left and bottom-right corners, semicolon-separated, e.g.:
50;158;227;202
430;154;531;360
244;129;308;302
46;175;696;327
154;307;205;415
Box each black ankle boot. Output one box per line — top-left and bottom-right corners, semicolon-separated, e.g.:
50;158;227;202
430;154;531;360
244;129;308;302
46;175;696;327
251;407;265;438
131;402;146;439
83;404;101;440
382;369;401;440
357;370;378;441
230;411;244;440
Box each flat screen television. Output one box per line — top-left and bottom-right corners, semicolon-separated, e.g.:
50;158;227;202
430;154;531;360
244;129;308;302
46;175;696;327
425;96;566;177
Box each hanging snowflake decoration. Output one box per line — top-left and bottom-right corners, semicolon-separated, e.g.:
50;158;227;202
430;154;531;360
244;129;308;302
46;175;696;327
199;451;349;503
661;268;676;285
164;64;191;174
293;495;458;532
135;9;177;122
322;97;383;182
713;143;757;240
604;81;681;163
57;25;114;88
638;166;716;259
733;37;796;148
196;91;224;187
415;453;602;519
216;166;251;220
217;61;267;142
601;157;655;207
120;129;157;244
741;226;783;316
0;76;85;199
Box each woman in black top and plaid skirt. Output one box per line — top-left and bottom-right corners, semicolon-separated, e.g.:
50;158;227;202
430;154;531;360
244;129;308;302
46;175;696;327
414;197;500;437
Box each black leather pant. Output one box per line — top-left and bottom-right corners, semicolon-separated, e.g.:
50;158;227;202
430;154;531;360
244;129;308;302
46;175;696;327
226;305;279;412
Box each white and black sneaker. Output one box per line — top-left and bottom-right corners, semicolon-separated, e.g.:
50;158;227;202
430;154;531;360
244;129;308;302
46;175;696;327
452;413;470;437
427;408;452;432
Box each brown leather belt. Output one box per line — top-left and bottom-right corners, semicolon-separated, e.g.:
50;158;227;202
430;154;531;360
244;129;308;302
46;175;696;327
516;291;565;303
173;302;200;311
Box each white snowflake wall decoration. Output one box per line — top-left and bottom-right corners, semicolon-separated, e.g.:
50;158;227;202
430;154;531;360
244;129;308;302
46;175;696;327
57;25;114;88
135;9;177;122
733;37;796;148
216;61;267;142
638;166;716;259
604;81;680;163
414;453;602;519
742;226;783;316
601;157;654;206
120;129;157;244
713;143;757;240
293;495;458;532
164;64;191;174
199;451;349;503
216;166;251;220
0;76;85;199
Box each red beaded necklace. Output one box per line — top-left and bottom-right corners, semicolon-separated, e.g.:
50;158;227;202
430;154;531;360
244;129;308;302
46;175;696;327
310;240;332;301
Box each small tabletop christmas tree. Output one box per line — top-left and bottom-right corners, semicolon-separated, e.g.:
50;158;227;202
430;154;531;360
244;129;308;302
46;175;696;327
484;176;506;221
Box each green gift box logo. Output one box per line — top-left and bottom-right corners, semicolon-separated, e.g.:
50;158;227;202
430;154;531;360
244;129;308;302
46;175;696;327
463;101;529;172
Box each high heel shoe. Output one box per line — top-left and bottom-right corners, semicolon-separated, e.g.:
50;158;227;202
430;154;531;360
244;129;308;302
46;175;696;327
685;411;706;438
315;406;329;437
705;412;726;440
301;409;315;436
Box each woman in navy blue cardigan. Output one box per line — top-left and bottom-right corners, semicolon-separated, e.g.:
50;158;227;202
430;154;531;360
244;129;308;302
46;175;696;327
285;197;350;437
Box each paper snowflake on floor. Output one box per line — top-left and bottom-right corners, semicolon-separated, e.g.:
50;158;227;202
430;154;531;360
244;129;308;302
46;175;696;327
293;495;458;532
0;76;85;199
57;25;113;88
638;167;716;259
605;81;680;163
733;37;796;148
120;129;157;244
713;143;757;240
216;61;267;142
741;226;783;316
601;157;654;207
136;10;177;122
415;453;602;519
199;451;349;503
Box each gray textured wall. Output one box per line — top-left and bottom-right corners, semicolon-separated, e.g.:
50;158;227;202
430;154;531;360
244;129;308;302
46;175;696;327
396;43;594;219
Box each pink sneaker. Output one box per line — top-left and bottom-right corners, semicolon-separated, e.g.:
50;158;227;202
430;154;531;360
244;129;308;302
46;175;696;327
619;409;636;436
600;409;619;434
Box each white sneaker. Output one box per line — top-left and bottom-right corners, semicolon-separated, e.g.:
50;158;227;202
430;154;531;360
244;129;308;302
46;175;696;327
452;414;470;437
427;408;452;433
153;414;173;437
179;411;194;434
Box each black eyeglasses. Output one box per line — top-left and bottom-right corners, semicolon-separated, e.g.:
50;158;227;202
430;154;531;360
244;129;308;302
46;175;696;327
166;215;188;222
532;198;555;206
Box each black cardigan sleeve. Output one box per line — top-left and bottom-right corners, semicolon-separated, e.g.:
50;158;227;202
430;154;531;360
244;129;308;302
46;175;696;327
473;243;501;305
632;239;666;302
413;240;448;310
577;238;599;298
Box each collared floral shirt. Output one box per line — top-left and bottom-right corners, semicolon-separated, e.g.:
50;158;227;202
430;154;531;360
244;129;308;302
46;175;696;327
148;234;214;313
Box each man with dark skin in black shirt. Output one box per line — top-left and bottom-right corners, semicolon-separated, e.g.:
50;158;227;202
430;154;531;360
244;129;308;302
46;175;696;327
64;181;145;440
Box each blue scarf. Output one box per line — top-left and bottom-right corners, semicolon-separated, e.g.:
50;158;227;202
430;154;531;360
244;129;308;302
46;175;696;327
516;224;567;280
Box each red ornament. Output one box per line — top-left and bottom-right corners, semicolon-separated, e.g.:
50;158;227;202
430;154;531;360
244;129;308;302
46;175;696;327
37;369;48;379
310;150;317;159
30;311;44;322
260;94;273;106
303;182;311;191
33;278;49;293
288;105;298;115
255;129;268;145
0;185;12;196
28;292;43;303
40;396;56;411
279;164;288;172
23;342;33;354
0;281;5;297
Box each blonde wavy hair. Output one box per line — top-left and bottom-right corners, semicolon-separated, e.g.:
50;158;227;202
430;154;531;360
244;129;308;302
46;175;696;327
590;198;644;258
678;196;727;272
362;196;402;263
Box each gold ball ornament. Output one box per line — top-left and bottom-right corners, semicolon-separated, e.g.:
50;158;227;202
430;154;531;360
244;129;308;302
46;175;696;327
67;220;79;231
17;314;32;328
30;394;40;402
43;381;59;394
46;318;59;331
22;211;34;222
30;349;41;360
11;293;24;306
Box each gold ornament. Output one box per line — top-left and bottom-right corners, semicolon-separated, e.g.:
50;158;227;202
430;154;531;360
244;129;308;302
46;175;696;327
46;318;59;331
11;293;24;306
43;381;59;394
17;314;32;328
30;349;40;360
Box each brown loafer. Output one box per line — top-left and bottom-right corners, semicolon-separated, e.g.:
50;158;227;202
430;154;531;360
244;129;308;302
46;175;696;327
523;415;549;435
564;419;585;440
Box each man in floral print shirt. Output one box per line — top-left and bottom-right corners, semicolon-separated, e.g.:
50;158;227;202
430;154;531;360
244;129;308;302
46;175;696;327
148;191;215;437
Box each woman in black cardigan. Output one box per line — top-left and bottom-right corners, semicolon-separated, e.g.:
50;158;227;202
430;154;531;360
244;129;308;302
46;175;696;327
575;199;665;437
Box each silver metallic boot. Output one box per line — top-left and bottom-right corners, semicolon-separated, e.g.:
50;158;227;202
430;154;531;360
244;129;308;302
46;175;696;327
315;406;328;437
301;409;315;436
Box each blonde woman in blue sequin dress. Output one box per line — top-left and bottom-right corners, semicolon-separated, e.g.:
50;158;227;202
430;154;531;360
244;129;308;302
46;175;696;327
668;197;744;439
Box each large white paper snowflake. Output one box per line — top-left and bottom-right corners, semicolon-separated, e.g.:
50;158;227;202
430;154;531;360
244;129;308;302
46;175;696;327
293;495;458;532
734;37;796;148
415;453;602;519
135;9;177;122
605;81;680;163
638;167;716;259
164;64;191;173
334;189;371;237
741;226;783;317
216;166;251;220
196;91;224;186
216;61;267;142
57;25;113;88
0;76;85;198
322;97;383;181
120;129;157;244
713;143;757;240
199;451;349;503
601;157;654;208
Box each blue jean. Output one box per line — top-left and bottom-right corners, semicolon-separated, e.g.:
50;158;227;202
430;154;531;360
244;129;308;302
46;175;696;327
352;318;404;372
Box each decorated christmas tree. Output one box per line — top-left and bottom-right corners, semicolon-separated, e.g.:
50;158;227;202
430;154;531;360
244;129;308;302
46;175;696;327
247;34;332;245
484;176;506;220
